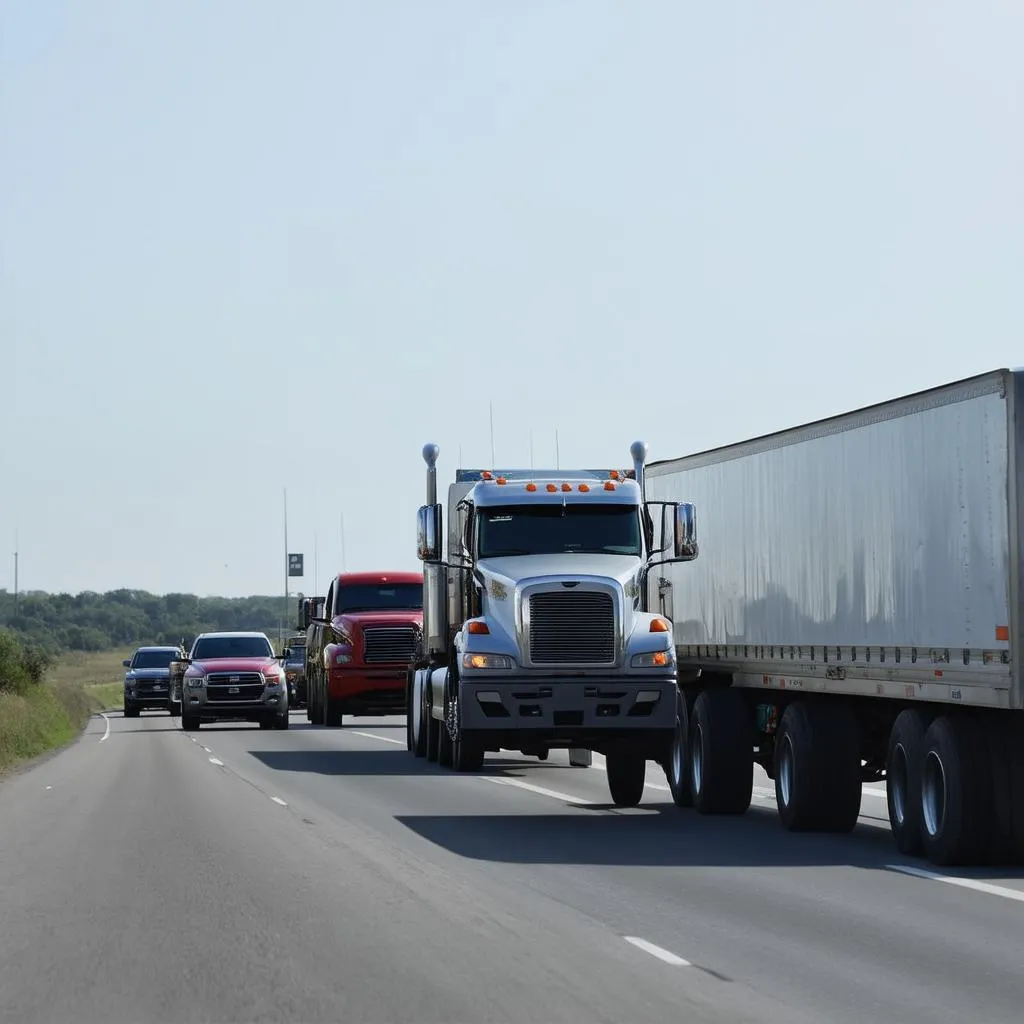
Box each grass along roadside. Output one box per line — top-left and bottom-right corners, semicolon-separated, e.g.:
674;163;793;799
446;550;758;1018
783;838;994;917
0;645;133;776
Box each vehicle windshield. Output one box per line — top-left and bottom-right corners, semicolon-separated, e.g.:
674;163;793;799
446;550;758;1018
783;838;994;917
191;635;274;659
335;583;423;613
477;503;642;558
130;649;178;669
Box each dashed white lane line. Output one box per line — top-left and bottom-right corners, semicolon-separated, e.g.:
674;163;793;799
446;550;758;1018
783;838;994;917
886;864;1024;904
349;730;404;746
208;757;224;767
99;714;111;743
482;776;596;807
202;746;212;753
624;936;691;966
271;796;288;806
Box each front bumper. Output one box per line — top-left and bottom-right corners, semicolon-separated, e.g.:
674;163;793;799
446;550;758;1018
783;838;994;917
458;675;677;733
186;689;288;720
125;683;172;709
328;666;406;713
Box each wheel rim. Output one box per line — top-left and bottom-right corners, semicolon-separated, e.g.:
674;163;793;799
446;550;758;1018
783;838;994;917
777;734;794;808
921;749;947;838
890;741;909;827
691;722;705;795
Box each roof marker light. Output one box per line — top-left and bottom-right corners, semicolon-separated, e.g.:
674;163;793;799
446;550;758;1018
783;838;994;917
481;471;493;480
579;483;590;492
604;481;616;491
546;483;558;492
561;483;572;492
526;483;537;492
496;476;507;485
610;470;620;480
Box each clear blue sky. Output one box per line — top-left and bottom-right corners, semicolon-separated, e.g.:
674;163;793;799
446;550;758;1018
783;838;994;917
2;0;1021;597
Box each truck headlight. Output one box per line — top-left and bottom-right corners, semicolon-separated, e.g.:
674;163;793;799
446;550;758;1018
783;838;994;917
462;653;513;670
187;677;204;689
631;651;673;668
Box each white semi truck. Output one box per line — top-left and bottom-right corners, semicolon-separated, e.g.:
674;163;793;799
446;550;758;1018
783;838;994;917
405;442;698;806
645;367;1024;867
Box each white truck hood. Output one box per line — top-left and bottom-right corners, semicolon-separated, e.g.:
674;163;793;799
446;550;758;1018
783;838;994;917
475;553;642;660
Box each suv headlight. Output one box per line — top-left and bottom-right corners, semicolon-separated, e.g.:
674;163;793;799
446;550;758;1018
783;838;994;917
187;676;205;689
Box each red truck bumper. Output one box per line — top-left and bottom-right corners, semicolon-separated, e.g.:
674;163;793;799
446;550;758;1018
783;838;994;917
327;666;407;714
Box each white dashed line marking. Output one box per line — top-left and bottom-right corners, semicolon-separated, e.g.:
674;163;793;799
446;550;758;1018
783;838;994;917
624;936;691;966
481;776;596;806
202;746;212;753
886;864;1024;904
349;731;404;745
271;796;288;806
208;757;224;767
99;714;111;743
45;785;52;791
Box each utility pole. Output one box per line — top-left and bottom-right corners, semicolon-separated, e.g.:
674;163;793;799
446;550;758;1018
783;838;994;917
282;488;288;648
13;528;19;619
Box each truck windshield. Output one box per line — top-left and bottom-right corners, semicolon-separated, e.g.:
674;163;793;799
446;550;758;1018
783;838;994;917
131;649;178;669
477;503;642;558
191;636;274;659
335;584;423;613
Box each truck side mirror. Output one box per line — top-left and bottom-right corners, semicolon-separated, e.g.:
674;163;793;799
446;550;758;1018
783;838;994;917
674;502;698;560
417;503;442;561
122;659;131;668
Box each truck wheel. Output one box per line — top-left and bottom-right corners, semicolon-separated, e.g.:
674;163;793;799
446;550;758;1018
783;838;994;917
667;688;693;808
986;719;1024;864
124;702;140;719
886;709;933;855
606;751;646;807
323;697;342;728
169;700;181;718
920;715;993;866
690;688;752;815
775;701;861;832
274;711;290;731
453;699;484;771
259;718;273;730
182;714;200;731
413;672;429;758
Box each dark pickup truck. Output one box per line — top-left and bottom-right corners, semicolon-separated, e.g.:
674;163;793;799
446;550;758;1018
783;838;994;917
123;645;185;717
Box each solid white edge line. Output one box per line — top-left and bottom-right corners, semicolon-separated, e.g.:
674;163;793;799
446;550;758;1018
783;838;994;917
208;757;224;767
482;776;595;806
99;713;111;742
624;936;691;966
349;731;405;745
885;864;1024;904
271;796;288;806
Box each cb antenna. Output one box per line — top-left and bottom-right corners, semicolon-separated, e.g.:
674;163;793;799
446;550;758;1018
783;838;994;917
489;401;496;468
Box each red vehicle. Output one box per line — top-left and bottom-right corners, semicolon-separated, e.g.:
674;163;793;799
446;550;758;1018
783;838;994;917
305;571;423;728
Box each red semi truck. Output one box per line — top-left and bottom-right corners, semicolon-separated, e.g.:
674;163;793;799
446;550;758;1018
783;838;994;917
305;571;424;727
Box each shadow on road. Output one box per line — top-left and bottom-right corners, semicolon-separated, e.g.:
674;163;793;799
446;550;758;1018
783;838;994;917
250;749;449;777
394;805;915;870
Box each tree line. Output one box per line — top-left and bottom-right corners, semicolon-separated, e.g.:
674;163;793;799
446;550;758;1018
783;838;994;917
0;588;294;656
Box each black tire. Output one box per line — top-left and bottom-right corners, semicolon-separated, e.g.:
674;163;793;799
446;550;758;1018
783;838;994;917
425;707;440;762
324;694;342;728
124;703;140;719
666;688;693;808
414;672;429;758
775;701;861;833
607;751;646;807
987;719;1024;864
690;688;753;815
886;709;932;855
182;714;200;732
405;671;415;752
453;697;484;772
259;718;274;730
920;715;993;866
274;711;290;731
437;704;454;768
169;700;182;718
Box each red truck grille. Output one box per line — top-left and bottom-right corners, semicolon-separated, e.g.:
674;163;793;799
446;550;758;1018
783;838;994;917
363;627;417;665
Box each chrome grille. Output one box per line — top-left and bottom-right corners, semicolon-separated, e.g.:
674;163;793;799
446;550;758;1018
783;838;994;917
363;627;418;665
206;671;265;703
528;590;616;665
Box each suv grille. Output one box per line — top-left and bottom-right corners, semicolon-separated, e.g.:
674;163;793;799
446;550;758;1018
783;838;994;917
528;591;616;665
206;671;264;702
363;627;418;665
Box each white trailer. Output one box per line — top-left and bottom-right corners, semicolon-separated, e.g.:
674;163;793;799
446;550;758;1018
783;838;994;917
644;368;1024;867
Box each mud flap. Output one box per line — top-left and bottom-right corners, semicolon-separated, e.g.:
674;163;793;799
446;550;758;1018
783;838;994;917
568;747;592;768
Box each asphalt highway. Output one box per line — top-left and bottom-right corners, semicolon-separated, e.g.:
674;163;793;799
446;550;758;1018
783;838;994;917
1;707;1023;1023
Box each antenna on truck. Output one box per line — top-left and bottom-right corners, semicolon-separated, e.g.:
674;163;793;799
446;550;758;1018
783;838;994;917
489;402;496;468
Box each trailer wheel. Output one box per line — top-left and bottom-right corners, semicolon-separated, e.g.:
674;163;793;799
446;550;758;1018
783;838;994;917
689;688;752;815
775;701;861;833
606;751;646;807
667;688;693;808
886;709;933;855
987;720;1024;864
920;715;993;866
